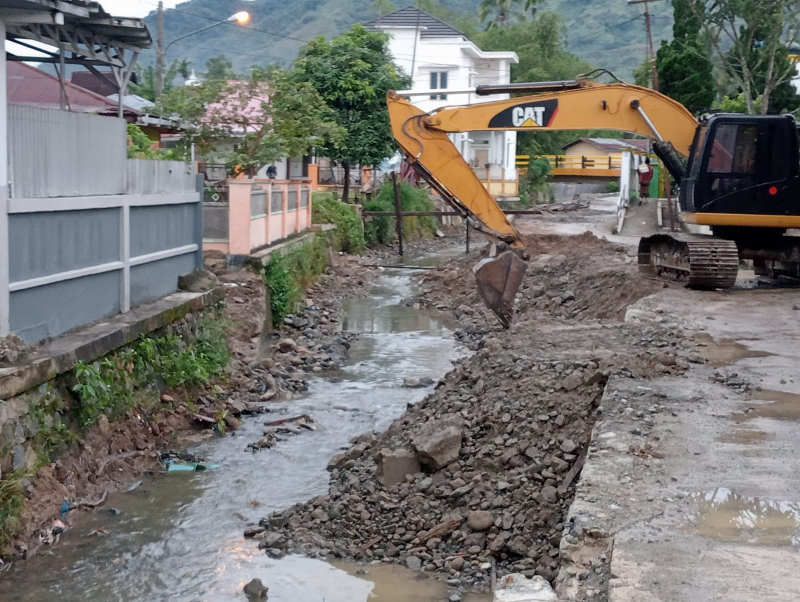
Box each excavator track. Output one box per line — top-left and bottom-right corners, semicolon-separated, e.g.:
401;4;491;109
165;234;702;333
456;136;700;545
638;234;739;289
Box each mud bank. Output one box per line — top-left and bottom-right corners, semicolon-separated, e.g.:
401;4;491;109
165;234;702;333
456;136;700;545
0;253;377;567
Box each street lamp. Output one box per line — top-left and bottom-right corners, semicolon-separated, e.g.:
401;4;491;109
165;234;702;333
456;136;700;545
154;7;252;99
164;12;251;55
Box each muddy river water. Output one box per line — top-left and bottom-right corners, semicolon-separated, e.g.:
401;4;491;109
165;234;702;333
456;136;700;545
0;252;490;602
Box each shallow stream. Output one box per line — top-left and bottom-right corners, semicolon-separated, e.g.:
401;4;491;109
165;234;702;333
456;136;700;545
0;250;490;602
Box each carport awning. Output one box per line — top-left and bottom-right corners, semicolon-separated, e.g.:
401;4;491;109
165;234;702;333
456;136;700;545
2;0;151;67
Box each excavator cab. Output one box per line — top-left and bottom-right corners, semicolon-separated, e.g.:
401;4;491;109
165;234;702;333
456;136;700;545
680;114;800;221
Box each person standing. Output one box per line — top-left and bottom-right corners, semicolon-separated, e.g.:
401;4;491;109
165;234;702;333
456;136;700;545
638;157;654;205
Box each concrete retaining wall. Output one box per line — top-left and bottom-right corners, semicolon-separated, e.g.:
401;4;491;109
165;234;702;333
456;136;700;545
0;287;223;478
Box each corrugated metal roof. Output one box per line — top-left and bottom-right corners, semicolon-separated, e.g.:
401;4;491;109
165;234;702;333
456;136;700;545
6;62;139;116
7;0;152;50
366;6;466;38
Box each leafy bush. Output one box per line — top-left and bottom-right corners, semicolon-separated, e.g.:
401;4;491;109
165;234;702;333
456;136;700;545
71;318;230;428
312;193;365;254
263;235;332;323
606;181;620;194
518;157;552;206
362;182;437;246
264;253;294;324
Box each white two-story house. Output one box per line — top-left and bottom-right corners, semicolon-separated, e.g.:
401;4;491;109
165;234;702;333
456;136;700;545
368;6;520;194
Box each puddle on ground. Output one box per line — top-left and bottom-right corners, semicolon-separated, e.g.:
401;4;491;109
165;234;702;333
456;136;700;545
333;561;489;601
715;428;771;445
687;488;800;546
733;389;800;423
695;333;773;368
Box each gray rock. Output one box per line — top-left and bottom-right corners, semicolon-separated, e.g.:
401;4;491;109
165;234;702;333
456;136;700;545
244;525;266;538
277;339;296;353
450;556;465;571
327;443;369;471
406;555;422;570
412;420;463;470
178;269;219;293
559;439;578;454
376;448;422;487
467;510;494;532
243;578;268;599
403;378;422;388
541;486;559;503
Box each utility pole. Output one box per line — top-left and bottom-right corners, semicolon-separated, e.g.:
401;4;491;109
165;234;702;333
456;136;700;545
155;1;164;100
628;0;660;91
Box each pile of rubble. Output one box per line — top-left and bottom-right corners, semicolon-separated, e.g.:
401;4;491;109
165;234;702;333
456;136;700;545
249;233;695;591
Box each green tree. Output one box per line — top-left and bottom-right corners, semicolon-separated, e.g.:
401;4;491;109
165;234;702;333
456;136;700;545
633;58;654;88
655;0;715;114
132;58;191;101
158;67;342;177
475;13;593;155
294;25;410;202
372;0;397;22
205;54;236;82
687;0;800;114
478;0;540;29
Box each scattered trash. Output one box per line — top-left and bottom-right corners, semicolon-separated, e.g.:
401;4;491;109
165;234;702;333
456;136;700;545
126;481;143;492
86;528;108;537
52;520;68;536
493;573;557;602
263;414;313;428
60;500;71;519
104;508;121;516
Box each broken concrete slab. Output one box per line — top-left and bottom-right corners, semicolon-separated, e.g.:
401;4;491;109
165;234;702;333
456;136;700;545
494;573;556;602
375;448;421;487
412;419;463;470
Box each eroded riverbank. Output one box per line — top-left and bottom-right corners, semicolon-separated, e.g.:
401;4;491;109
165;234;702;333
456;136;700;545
0;246;475;602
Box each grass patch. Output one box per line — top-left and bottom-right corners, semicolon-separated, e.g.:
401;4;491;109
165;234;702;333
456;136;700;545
362;182;438;246
312;193;365;254
71;315;230;428
263;234;332;324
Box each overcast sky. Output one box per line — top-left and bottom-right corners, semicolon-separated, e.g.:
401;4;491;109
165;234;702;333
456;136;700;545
99;0;180;19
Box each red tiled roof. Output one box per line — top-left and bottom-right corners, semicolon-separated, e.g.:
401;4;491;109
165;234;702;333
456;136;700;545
6;62;138;116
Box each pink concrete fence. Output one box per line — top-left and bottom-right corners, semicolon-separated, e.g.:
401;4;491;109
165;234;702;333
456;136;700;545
204;178;312;256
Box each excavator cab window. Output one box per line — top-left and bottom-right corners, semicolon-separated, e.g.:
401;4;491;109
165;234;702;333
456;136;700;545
693;116;795;214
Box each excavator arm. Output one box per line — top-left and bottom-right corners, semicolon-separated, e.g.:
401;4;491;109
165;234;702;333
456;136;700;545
387;79;699;326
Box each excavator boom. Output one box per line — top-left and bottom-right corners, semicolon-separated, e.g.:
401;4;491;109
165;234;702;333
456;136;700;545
387;80;700;326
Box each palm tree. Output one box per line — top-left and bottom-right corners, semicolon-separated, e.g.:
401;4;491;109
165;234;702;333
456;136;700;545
478;0;538;29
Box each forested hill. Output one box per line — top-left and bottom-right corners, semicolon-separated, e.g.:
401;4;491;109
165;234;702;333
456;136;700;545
141;0;673;79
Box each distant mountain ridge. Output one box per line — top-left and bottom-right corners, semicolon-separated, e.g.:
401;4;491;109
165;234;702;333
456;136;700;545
141;0;673;80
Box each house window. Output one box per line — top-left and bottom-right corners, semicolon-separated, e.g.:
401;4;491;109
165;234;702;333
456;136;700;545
430;72;448;100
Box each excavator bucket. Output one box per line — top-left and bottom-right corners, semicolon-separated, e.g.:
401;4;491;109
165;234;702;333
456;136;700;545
473;250;528;328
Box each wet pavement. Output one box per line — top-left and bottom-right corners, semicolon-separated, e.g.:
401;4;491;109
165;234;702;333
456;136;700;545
0;252;488;602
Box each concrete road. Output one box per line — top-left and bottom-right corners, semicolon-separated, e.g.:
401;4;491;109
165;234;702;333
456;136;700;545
516;207;800;601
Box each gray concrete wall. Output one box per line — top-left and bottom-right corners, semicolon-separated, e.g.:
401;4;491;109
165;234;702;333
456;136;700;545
6;192;201;343
9;209;120;282
130;254;196;307
10;271;122;342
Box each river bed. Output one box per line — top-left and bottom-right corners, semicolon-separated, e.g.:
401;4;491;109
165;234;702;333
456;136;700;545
0;251;490;602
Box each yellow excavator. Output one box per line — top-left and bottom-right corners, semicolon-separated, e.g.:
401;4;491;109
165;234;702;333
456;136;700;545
388;71;800;326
